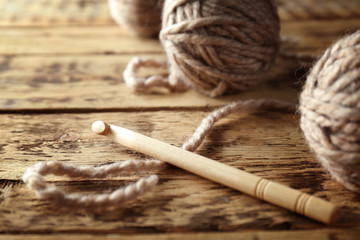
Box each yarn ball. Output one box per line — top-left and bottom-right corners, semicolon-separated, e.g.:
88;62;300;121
300;30;360;192
160;0;280;97
108;0;163;38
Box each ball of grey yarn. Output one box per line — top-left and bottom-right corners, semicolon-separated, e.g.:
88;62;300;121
300;30;360;192
108;0;163;38
160;0;280;97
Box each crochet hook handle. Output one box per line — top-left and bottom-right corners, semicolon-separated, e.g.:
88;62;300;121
92;120;340;224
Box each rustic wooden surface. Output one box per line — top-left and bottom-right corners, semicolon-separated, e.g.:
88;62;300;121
1;0;360;239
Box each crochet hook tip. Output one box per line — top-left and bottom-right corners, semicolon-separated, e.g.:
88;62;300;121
92;121;110;135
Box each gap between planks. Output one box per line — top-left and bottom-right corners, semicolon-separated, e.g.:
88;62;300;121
1;226;360;239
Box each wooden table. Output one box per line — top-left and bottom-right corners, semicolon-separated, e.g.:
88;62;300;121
1;0;360;239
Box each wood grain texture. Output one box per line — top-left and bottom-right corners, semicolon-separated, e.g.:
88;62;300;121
1;111;360;234
0;0;359;27
91;121;340;224
2;229;360;240
0;20;359;56
0;55;299;111
0;27;163;55
1;19;360;110
0;0;113;27
278;0;360;21
1;0;360;238
1;111;313;180
1;229;360;240
281;19;360;55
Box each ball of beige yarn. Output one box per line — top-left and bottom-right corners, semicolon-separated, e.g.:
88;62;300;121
160;0;280;97
108;0;163;38
300;30;360;192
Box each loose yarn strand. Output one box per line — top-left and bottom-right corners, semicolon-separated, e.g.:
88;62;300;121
23;99;295;211
183;99;296;152
26;160;164;179
23;160;164;211
123;57;187;93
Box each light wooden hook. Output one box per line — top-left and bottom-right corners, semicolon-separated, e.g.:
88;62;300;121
92;120;340;224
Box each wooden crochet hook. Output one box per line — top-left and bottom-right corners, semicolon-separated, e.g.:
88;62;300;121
92;120;340;224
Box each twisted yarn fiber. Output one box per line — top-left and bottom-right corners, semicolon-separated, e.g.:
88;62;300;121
300;31;360;192
23;99;294;211
23;160;164;211
160;0;280;97
108;0;163;37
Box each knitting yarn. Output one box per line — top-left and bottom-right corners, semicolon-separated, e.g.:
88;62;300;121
108;0;163;37
23;160;164;212
300;30;360;192
23;99;295;211
159;0;280;97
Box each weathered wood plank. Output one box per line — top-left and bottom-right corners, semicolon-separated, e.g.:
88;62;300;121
0;0;359;27
0;19;359;55
0;0;359;237
1;18;359;110
1;111;359;233
0;54;299;110
2;229;360;240
0;0;113;27
1;112;315;180
278;0;360;22
0;26;163;55
281;19;360;55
